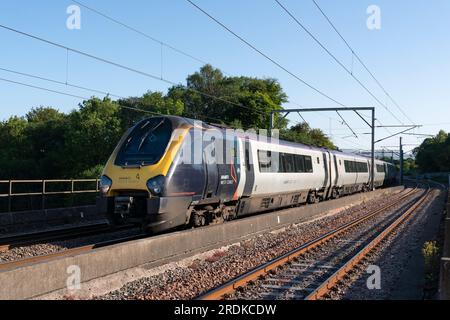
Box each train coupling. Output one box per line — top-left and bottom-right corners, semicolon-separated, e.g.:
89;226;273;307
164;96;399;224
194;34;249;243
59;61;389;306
114;196;135;219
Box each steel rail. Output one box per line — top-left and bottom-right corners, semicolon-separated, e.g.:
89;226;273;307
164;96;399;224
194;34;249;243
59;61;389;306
305;185;431;300
0;230;145;271
196;186;419;300
0;222;133;253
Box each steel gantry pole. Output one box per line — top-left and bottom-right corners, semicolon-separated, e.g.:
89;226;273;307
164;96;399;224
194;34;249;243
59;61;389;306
270;112;274;138
400;137;404;185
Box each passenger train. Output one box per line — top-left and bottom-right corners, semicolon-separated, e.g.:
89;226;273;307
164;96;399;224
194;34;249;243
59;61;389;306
97;116;397;233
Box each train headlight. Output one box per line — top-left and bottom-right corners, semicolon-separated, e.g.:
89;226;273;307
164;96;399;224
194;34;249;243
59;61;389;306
100;175;112;194
147;175;165;196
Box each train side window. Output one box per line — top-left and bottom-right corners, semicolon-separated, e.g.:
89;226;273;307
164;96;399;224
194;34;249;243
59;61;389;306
304;156;313;173
285;154;295;172
271;152;280;173
279;153;288;172
317;157;320;164
258;150;272;173
257;150;313;173
295;155;305;172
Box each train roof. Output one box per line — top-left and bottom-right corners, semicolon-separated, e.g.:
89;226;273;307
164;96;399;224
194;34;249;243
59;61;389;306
141;116;394;165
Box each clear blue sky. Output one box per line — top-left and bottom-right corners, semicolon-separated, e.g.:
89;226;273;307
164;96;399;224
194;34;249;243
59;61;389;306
1;0;449;153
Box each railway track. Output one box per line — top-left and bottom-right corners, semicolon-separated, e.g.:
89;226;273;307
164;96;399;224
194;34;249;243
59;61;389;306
197;184;427;300
0;230;147;271
0;222;137;253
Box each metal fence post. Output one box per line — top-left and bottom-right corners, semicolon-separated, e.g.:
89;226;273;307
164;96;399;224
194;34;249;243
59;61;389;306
42;180;46;211
8;180;12;212
71;180;75;207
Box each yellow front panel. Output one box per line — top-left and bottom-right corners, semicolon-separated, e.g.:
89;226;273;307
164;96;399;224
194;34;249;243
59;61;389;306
102;126;191;196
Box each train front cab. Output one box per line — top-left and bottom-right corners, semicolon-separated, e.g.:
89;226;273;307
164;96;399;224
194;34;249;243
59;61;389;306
97;117;204;233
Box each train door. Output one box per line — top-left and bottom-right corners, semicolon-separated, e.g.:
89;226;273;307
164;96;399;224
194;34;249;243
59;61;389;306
384;163;389;184
242;140;255;196
216;136;241;202
203;135;218;199
333;155;339;187
322;152;330;199
324;151;336;199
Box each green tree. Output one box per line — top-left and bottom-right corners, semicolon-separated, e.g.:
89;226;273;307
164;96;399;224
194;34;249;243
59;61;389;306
0;116;30;179
63;97;123;178
280;122;337;150
168;64;288;129
23;107;68;178
414;130;450;172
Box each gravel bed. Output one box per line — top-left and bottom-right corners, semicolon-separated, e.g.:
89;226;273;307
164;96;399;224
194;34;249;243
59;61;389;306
324;188;445;300
96;188;417;300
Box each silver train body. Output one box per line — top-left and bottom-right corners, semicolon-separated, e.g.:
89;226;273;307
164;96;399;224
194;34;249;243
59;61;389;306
98;117;397;232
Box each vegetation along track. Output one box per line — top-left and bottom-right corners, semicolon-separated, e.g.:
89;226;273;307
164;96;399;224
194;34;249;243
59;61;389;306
197;184;427;300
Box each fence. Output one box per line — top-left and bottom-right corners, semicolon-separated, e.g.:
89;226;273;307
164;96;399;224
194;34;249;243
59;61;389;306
0;179;100;213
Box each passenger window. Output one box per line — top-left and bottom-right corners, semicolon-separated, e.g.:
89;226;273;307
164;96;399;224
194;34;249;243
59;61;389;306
258;150;272;173
304;156;313;172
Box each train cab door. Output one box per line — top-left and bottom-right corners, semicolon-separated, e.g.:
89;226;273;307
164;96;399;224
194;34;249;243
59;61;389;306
216;137;241;202
333;154;339;188
203;135;219;199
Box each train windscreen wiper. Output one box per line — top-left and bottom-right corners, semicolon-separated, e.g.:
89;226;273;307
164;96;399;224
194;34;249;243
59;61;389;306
137;119;165;151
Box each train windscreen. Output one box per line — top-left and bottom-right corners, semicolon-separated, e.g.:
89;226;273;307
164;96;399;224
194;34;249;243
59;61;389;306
114;118;172;167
